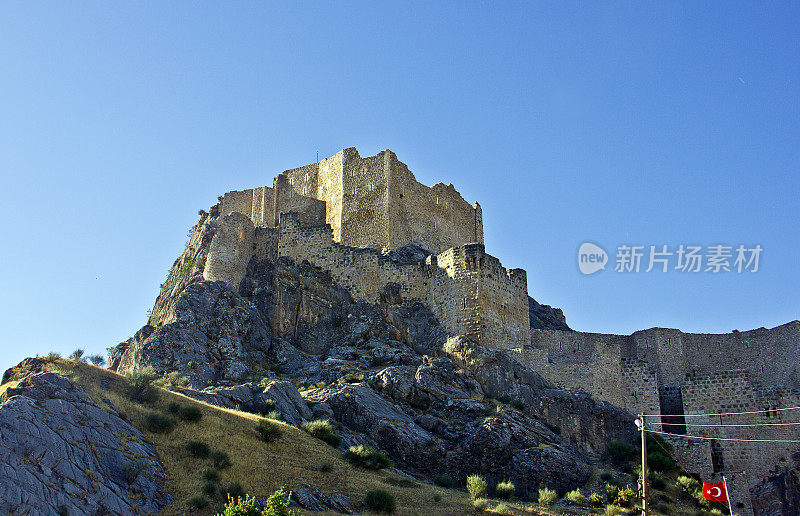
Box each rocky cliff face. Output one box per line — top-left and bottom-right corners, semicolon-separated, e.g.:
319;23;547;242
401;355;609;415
102;205;636;498
0;361;170;515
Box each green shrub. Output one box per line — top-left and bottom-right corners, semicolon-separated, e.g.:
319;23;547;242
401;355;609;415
211;450;232;470
302;419;341;447
433;493;442;503
122;460;148;483
218;495;260;516
538;486;558;506
256;420;283;442
69;348;87;363
650;469;666;489
495;480;515;500
343;445;391;470
179;405;203;422
604;505;623;516
364;489;396;513
262;487;296;516
125;366;160;403
614;486;636;507
319;462;333;473
88;354;106;366
167;402;181;415
493;503;514;516
202;480;217;497
222;482;245;500
473;498;490;511
466;475;487;500
253;398;277;415
605;482;619;500
677;475;701;497
188;495;209;510
202;467;220;481
433;473;454;487
44;352;61;361
588;492;604;507
646;433;676;471
185;440;210;458
155;371;190;388
604;440;637;466
143;412;176;433
566;488;587;505
600;471;613;481
266;410;282;421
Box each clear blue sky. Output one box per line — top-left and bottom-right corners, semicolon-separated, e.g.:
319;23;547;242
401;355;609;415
1;2;798;371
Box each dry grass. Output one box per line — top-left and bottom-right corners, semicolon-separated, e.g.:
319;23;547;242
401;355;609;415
18;359;474;515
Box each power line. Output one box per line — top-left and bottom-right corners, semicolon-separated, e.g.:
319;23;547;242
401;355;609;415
646;429;800;443
679;421;800;428
643;405;800;418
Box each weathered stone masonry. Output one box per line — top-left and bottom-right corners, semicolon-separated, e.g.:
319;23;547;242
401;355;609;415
207;148;528;351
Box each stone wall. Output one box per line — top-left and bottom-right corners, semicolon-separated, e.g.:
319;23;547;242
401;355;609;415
218;147;483;253
203;212;254;288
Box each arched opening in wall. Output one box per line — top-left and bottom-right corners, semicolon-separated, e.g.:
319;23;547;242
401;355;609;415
658;385;687;435
710;440;724;473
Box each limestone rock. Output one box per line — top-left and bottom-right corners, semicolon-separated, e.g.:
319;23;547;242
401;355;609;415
262;379;313;426
288;484;353;513
0;372;170;515
528;296;571;331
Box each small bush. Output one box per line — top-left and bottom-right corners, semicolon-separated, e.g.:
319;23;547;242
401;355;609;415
433;473;454;487
495;480;515;500
45;351;61;361
605;482;619;500
473;498;490;511
364;489;396;513
614;486;636;507
600;471;613;481
319;462;333;473
179;405;203;422
493;503;514;516
650;469;666;489
677;475;701;495
202;480;217;497
302;419;341;447
211;449;232;470
185;440;210;458
588;492;604;507
167;402;181;414
218;495;260;516
344;445;391;470
88;354;106;366
262;487;295;516
266;410;282;421
604;505;623;516
125;366;160;404
69;348;87;363
122;460;148;483
254;398;277;415
604;440;637;466
433;493;442;503
538;487;558;506
256;420;283;442
202;467;220;481
566;488;587;505
467;475;487;500
155;370;190;388
222;482;245;500
143;412;176;433
188;496;209;509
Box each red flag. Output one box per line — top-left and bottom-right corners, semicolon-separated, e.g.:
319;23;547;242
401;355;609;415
703;480;728;502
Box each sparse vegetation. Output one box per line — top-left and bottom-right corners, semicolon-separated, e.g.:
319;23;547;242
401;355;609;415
202;480;217;498
588;492;604;507
211;449;232;470
538;487;558;506
604;439;637;466
69;348;87;363
344;445;392;470
566;487;587;505
493;503;514;515
319;462;333;473
202;467;220;481
184;440;210;458
613;485;636;507
88;354;106;366
495;480;515;500
256;419;284;442
155;371;190;389
122;460;148;483
167;401;181;414
364;489;396;513
302;419;341;447
179;405;203;422
143;412;176;433
473;498;489;511
466;475;487;500
222;481;245;500
125;366;160;403
188;495;210;510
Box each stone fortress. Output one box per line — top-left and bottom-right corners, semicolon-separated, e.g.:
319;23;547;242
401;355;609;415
205;147;799;515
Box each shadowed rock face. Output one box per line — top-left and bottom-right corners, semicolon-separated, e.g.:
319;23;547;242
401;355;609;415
0;372;170;516
751;455;800;516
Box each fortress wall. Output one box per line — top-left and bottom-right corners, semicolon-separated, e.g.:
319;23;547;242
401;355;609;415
250;186;274;226
203;212;255;289
387;152;483;253
272;174;327;228
253;226;278;261
478;255;530;350
618;358;661;426
428;247;482;342
220;189;254;220
340;149;390;249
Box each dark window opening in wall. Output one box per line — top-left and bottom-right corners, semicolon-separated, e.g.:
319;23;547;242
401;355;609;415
711;440;724;473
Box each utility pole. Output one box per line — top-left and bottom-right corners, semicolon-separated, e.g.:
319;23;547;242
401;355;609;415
639;414;649;516
723;475;734;516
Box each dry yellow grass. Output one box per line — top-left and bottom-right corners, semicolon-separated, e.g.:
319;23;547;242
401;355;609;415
21;359;474;515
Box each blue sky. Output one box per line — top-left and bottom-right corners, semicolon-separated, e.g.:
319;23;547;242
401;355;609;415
1;2;798;370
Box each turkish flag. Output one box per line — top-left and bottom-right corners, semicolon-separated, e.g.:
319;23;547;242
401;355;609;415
703;480;728;502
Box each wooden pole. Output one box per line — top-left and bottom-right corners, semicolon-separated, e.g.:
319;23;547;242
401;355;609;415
640;414;649;516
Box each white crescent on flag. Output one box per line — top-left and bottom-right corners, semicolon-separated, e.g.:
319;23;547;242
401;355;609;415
710;486;722;498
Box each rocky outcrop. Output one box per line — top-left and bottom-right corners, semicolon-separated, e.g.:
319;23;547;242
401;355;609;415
751;454;800;516
528;296;571;331
0;372;170;515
